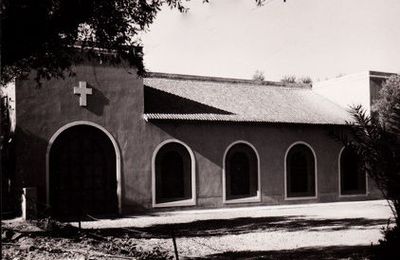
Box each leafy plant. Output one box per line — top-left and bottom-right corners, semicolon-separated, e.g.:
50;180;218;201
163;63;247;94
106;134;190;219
346;74;400;259
372;225;400;260
298;76;312;85
252;70;265;82
280;75;296;84
347;105;400;223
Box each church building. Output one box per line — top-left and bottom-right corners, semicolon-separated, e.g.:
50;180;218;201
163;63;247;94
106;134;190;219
12;58;388;217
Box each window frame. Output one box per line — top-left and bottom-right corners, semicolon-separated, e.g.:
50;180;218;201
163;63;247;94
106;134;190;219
222;140;261;204
284;141;318;200
152;139;197;208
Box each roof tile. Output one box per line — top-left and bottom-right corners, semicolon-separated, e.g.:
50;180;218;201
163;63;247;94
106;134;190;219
144;75;352;125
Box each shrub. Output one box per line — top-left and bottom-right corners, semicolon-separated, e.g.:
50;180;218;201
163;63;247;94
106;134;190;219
252;70;265;82
372;225;400;260
347;74;400;259
298;76;312;85
281;75;296;83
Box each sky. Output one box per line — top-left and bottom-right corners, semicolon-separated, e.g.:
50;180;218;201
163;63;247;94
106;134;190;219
141;0;400;81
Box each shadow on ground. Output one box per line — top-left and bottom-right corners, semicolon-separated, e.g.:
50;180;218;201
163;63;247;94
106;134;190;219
197;245;373;260
7;215;390;240
3;217;386;260
91;215;389;238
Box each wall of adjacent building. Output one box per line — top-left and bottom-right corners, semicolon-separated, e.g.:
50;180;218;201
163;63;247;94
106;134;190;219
314;71;371;113
369;71;395;107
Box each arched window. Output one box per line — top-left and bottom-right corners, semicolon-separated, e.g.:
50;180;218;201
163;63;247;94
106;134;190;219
154;141;194;205
340;147;366;195
225;142;259;200
286;143;316;198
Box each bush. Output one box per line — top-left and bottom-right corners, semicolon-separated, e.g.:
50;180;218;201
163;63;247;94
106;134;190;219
372;225;400;260
281;75;296;83
347;74;400;259
252;70;265;82
298;76;312;84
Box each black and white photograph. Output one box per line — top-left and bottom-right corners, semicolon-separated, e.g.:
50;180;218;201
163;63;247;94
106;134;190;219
1;0;400;259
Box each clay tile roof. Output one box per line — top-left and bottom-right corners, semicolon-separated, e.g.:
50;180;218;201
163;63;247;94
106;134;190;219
143;73;353;125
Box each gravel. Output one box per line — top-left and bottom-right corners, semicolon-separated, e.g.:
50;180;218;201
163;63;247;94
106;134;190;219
76;200;394;258
2;200;393;259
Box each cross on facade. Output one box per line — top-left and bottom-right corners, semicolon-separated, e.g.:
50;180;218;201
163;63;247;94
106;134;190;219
73;81;92;107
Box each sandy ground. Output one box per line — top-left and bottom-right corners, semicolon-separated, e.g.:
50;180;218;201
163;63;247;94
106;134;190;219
73;199;393;258
2;200;394;259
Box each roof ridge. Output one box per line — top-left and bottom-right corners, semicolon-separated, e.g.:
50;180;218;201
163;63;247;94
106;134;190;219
146;72;311;89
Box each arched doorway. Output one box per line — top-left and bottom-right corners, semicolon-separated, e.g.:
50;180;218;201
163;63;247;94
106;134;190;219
339;147;367;195
49;124;118;218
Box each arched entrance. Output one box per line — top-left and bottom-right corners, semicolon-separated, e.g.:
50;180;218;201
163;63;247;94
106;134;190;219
339;147;367;196
48;123;119;218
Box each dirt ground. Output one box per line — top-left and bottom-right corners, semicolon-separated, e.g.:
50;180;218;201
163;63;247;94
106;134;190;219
1;220;173;260
1;200;394;259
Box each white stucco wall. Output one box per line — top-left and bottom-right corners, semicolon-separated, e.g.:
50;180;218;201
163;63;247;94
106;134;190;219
314;71;371;114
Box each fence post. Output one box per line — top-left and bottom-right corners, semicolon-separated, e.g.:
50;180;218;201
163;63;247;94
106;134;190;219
172;234;179;260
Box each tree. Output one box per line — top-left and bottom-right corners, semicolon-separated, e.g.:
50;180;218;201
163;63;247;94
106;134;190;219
372;75;400;134
1;0;186;85
1;0;269;86
347;74;400;259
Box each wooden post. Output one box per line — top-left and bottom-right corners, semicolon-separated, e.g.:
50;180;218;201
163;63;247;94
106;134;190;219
172;234;179;260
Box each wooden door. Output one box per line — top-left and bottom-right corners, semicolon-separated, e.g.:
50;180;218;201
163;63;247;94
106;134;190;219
50;125;117;219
